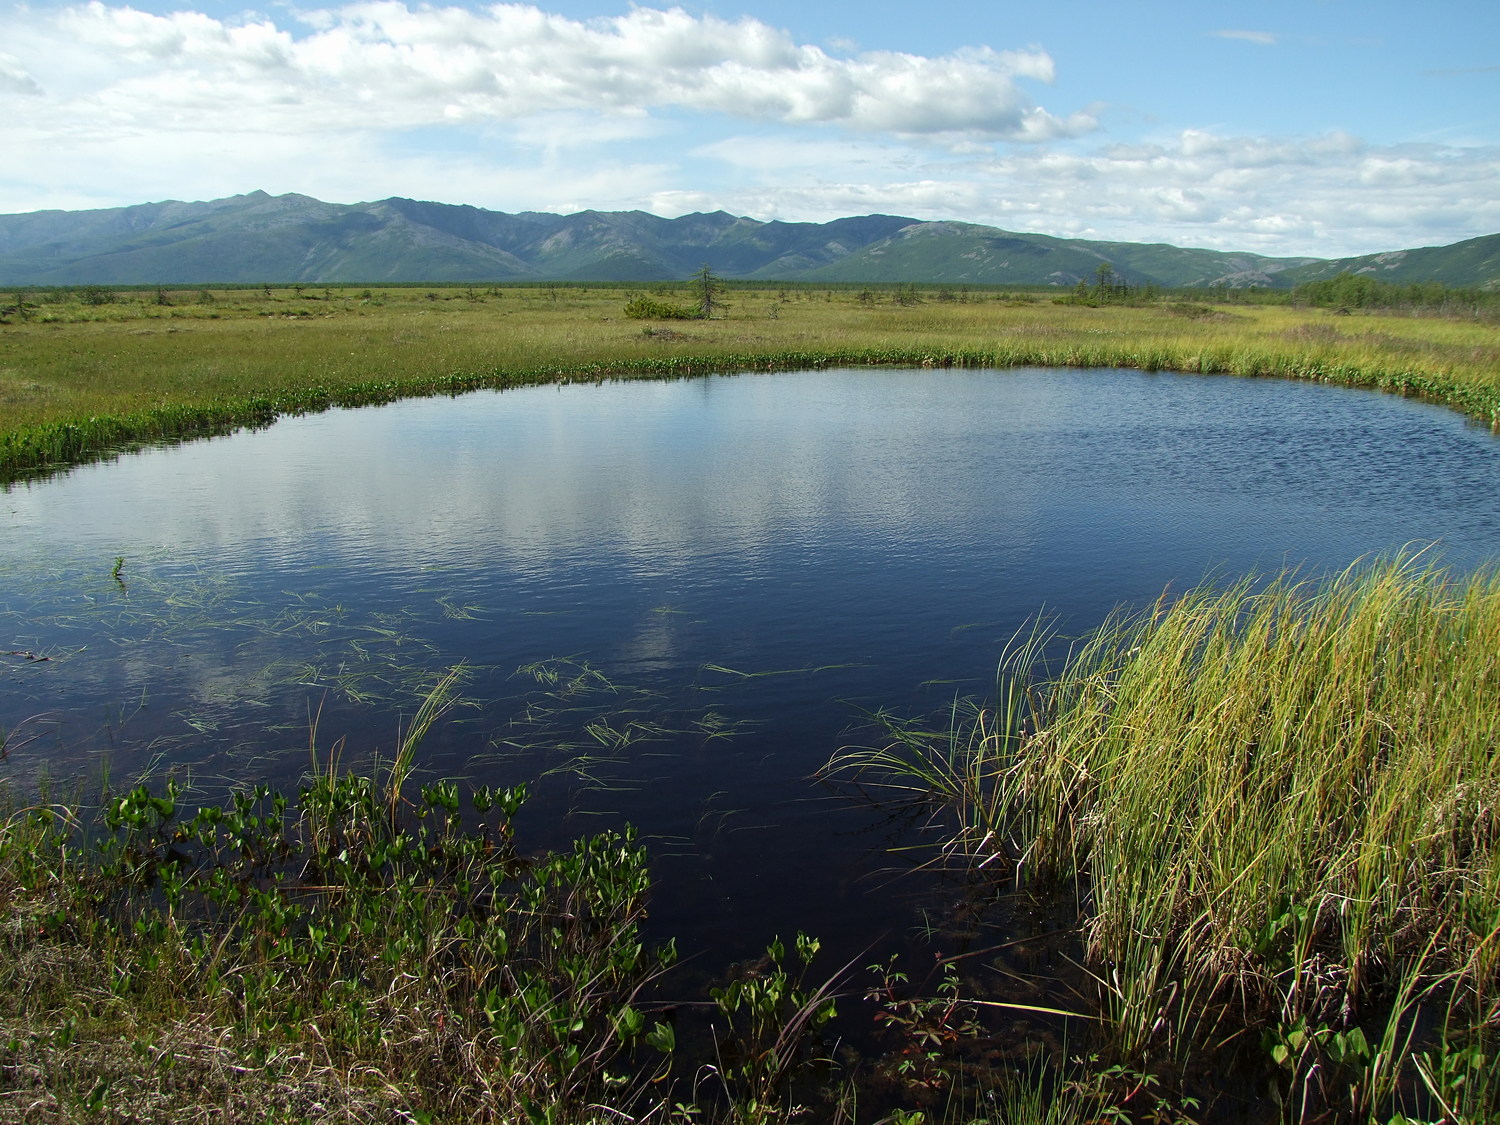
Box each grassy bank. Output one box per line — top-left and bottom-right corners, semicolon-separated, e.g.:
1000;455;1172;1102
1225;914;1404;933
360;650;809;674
2;284;1497;481
835;555;1500;1121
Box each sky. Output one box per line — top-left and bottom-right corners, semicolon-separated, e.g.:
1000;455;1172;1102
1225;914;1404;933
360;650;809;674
1;0;1497;259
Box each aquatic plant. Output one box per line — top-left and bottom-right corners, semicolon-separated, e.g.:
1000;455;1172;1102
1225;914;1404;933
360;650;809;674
0;663;876;1123
833;553;1500;1120
0;672;683;1121
702;932;844;1124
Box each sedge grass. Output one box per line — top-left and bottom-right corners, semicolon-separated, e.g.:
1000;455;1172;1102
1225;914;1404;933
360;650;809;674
834;554;1500;1120
2;286;1498;481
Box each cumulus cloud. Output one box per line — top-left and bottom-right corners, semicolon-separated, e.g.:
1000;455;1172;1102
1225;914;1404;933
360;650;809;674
4;1;1086;140
0;2;1494;258
985;131;1500;252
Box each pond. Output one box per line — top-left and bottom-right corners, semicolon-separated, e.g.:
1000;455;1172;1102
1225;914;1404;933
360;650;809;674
3;365;1499;972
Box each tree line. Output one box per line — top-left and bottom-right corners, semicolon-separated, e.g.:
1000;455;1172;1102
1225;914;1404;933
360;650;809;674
1291;271;1500;314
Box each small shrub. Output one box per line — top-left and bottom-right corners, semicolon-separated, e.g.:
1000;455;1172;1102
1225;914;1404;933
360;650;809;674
1165;302;1218;319
77;285;116;306
623;296;697;320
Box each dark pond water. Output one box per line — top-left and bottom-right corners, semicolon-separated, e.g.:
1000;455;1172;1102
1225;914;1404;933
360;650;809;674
4;366;1500;970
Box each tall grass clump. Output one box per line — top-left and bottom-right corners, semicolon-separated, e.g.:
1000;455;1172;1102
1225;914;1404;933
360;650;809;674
838;554;1500;1120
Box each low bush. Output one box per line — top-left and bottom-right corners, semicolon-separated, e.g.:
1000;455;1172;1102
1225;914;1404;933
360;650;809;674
623;295;698;320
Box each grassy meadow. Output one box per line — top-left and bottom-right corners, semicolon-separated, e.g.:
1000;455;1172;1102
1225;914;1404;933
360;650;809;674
1;281;1497;481
3;283;1500;1122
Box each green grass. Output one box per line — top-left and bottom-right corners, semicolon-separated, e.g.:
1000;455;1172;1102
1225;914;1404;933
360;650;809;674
2;284;1498;481
834;554;1500;1121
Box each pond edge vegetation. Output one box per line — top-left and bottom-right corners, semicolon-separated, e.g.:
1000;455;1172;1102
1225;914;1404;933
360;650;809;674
829;552;1500;1123
4;337;1498;485
7;554;1498;1122
1;668;854;1124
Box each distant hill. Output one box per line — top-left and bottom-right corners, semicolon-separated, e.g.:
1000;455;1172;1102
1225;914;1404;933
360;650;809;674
0;191;1494;289
1275;233;1500;289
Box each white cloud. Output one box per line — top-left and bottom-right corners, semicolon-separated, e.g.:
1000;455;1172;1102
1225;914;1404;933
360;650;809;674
4;1;1083;140
502;110;666;153
977;132;1500;252
1210;29;1278;47
0;50;42;95
0;115;679;217
0;2;1494;258
671;129;1500;257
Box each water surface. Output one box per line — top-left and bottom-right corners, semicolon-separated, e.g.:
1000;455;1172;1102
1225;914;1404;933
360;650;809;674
4;366;1498;961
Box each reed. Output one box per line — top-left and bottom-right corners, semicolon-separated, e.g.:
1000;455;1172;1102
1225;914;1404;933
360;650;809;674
3;287;1497;482
835;554;1500;1120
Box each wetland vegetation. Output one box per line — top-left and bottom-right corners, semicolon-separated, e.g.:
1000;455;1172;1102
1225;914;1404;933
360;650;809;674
834;553;1500;1123
1;280;1497;483
2;281;1499;1122
7;556;1497;1123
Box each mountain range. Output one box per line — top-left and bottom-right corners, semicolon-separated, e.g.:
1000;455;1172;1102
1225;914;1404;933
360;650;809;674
0;191;1496;289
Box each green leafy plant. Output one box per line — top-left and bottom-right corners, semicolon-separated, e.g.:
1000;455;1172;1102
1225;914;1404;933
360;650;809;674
0;672;681;1121
865;957;982;1096
706;932;842;1122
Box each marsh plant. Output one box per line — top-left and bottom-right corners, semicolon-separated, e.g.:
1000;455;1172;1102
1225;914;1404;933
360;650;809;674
0;665;875;1123
0;670;689;1121
703;932;843;1123
834;554;1500;1121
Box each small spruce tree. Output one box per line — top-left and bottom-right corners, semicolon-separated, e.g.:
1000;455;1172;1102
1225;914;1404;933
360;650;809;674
692;263;724;319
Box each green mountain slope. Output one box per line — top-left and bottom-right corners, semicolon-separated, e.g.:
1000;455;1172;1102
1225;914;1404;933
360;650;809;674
0;192;1492;288
793;222;1315;286
1277;233;1500;288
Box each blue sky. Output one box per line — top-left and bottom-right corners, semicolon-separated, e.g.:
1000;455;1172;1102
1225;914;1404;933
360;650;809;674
1;0;1496;257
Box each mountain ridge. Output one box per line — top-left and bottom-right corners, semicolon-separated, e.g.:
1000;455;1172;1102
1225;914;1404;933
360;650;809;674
0;192;1494;289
